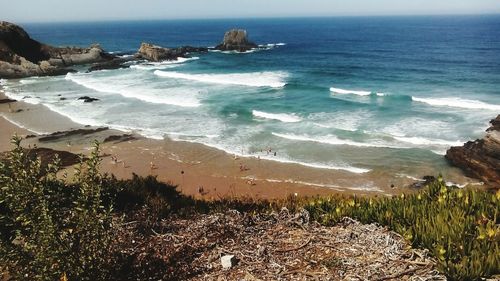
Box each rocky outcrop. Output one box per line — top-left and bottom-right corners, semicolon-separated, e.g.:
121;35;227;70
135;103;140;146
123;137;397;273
215;29;257;52
87;57;132;72
78;96;99;103
0;21;114;78
446;115;500;187
136;43;206;62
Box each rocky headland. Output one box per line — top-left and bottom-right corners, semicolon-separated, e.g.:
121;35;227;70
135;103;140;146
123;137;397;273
0;21;114;78
215;29;258;52
446;115;500;187
0;22;259;78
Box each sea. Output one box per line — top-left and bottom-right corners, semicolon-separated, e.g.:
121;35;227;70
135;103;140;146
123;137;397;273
2;16;500;184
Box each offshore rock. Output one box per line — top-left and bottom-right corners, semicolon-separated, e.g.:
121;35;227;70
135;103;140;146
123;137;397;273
0;21;114;78
215;29;258;52
446;115;500;187
137;43;206;62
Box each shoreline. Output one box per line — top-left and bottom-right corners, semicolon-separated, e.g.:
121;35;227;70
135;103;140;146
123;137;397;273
0;88;481;199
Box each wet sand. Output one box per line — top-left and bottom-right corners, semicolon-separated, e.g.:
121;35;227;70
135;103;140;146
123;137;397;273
0;89;479;199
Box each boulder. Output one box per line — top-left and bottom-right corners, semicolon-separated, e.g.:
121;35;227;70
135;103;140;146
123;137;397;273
78;96;99;103
136;43;206;62
215;29;258;52
87;57;131;72
446;115;500;187
0;21;114;78
137;43;183;62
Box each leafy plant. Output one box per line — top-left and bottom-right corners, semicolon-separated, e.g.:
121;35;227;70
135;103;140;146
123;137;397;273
0;136;114;280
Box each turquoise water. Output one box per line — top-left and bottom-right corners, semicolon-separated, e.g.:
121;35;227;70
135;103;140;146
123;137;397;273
2;16;500;181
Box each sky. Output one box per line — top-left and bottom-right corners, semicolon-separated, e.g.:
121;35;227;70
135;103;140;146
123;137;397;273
2;0;500;23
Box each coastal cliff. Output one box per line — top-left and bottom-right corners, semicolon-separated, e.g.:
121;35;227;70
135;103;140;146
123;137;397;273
0;21;113;78
446;115;500;187
0;23;255;77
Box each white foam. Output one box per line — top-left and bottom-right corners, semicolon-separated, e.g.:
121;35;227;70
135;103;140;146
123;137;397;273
330;87;372;96
19;79;39;85
412;97;500;111
117;54;134;59
65;73;201;107
263;156;371;174
252;110;301;123
154;70;287;88
130;57;198;70
209;43;285;54
130;64;179;70
43;103;104;127
272;132;401;149
258;42;287;48
209;49;256;54
180;136;371;174
3;91;40;105
393;136;464;147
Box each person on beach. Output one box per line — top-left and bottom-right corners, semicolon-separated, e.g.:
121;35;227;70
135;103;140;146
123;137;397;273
239;163;249;172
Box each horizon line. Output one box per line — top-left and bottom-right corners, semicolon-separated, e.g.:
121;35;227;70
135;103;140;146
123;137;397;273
12;12;500;25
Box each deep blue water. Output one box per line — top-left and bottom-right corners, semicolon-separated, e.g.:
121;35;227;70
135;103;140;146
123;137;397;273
4;16;500;185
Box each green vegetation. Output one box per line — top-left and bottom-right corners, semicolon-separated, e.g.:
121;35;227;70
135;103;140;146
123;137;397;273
303;178;500;280
0;137;114;280
0;136;498;280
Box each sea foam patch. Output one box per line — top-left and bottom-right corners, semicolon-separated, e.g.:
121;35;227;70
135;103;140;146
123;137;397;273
252;110;301;123
65;72;201;107
272;132;402;149
412;97;500;111
154;70;287;88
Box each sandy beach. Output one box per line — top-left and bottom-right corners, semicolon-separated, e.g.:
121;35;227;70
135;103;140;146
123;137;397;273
0;88;480;199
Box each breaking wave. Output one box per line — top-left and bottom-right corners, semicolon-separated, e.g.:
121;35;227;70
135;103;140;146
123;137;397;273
65;73;201;107
252;110;301;123
154;70;287;88
412;97;500;111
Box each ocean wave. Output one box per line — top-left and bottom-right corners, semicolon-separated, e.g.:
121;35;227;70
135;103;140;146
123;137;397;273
393;136;463;147
209;43;286;54
412;97;500;111
258;42;287;48
3;91;41;105
154;70;287;88
0;114;48;135
330;87;387;97
252;110;301;123
65;73;201;107
272;132;400;149
261;157;371;174
43;103;104;127
130;57;199;70
19;79;39;85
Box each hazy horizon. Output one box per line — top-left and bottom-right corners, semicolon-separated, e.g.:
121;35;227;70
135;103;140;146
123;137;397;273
2;0;500;23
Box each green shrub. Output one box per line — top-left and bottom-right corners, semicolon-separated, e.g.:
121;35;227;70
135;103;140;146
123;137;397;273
0;137;114;280
304;177;500;280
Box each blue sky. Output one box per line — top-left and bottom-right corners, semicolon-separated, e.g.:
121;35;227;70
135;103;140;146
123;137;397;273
2;0;500;22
